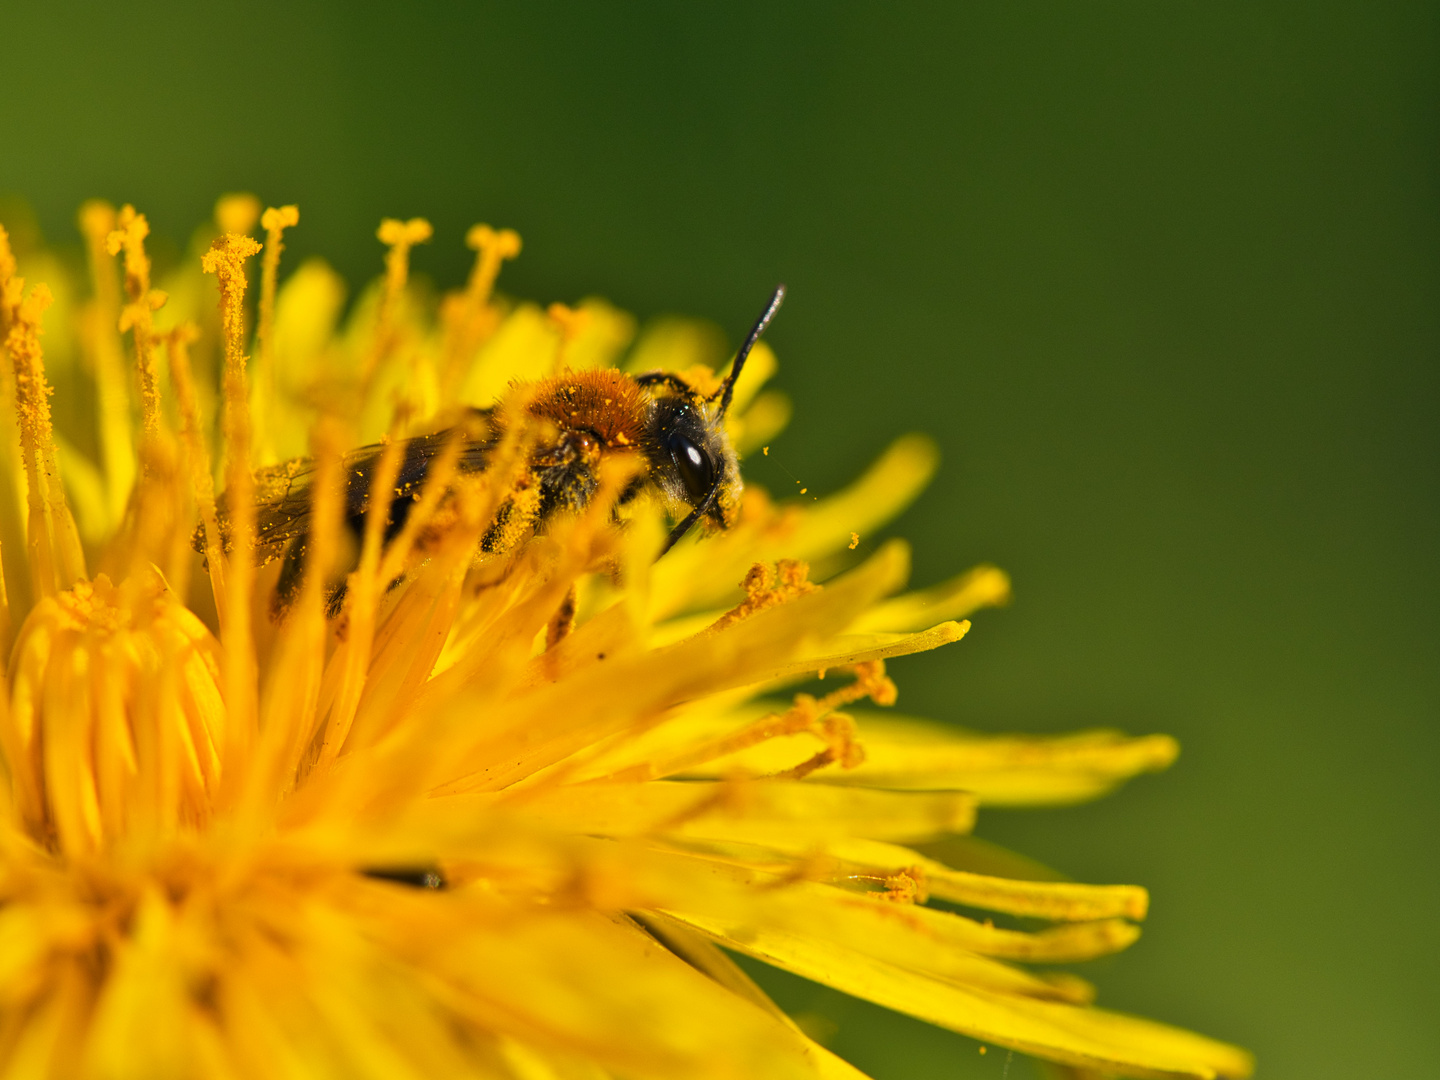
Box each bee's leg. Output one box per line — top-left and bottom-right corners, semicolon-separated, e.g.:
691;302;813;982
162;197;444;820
479;498;515;553
533;431;600;522
545;583;579;650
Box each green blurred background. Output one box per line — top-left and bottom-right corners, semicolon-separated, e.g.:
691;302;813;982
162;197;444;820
3;2;1436;1075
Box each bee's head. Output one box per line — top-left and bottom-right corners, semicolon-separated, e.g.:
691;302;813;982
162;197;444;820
642;390;743;537
637;285;785;554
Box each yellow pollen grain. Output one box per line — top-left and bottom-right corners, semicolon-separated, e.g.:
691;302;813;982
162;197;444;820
105;205;167;441
762;446;769;455
849;531;860;549
254;205;300;462
202;231;263;795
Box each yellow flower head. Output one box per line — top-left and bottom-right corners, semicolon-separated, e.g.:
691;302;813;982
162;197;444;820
0;202;1252;1080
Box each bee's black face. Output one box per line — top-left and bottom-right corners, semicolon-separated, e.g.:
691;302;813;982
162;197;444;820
644;395;728;513
666;428;715;502
639;382;743;554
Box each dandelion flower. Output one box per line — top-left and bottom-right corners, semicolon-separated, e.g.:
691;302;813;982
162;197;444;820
0;200;1253;1079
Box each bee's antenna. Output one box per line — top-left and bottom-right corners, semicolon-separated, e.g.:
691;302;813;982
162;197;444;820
714;284;786;418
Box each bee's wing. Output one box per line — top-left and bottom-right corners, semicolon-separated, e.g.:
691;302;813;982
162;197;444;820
203;409;498;566
244;424;496;561
242;444;388;562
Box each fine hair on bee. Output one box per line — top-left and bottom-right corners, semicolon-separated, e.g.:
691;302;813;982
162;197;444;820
198;284;787;617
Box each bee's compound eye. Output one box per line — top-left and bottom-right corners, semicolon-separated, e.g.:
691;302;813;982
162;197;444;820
666;430;715;501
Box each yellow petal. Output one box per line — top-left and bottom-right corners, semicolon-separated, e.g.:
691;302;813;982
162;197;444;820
655;871;1138;966
341;887;863;1080
824;837;1147;921
661;910;1250;1080
634;914;874;1080
730;390;791;455
774;435;938;563
823;714;1180;805
460;302;561;407
560;298;637;371
483;779;976;845
851;564;1011;633
403;542;917;799
83;891;192;1080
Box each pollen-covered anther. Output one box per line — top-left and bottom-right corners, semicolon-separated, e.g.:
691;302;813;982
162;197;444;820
261;204;300;234
105;205;166;437
709;559;820;632
376;217;433;311
466;222;522;265
4;570;225;854
882;867;929;904
847;658;898;707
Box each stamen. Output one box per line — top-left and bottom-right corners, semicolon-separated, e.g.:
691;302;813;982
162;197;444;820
202;232;263;793
362;218;432;387
547;302;590;371
253;205;299;463
314;423;409;769
328;410;505;764
373;428;468;587
77;201;134;525
127;418;184;587
465;224;522;309
602;660;889;784
1;261;85;599
165;324;226;620
243;415;343;819
439;224;520;399
105;206;167;442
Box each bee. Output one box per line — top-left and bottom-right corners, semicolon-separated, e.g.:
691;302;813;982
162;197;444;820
203;285;786;614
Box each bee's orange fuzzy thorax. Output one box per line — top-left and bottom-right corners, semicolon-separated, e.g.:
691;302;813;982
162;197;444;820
526;368;652;449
